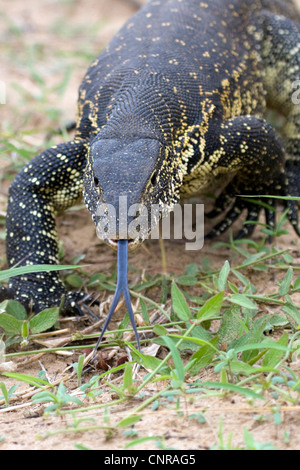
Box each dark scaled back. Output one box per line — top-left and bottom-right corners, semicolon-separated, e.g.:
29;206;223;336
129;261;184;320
3;0;300;351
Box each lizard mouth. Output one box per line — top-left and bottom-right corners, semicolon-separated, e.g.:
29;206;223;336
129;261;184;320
106;237;142;251
95;218;148;251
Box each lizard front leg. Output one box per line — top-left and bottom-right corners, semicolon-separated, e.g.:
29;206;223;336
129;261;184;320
202;116;299;238
2;139;92;314
262;12;300;211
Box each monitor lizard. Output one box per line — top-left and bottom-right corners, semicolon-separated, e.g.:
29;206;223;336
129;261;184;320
2;0;300;348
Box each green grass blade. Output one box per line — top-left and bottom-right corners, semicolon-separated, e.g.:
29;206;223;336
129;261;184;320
200;382;265;401
171;282;192;321
0;264;87;281
2;372;51;388
161;336;185;382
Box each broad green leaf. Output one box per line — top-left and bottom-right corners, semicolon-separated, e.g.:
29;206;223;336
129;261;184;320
64;395;83;406
21;321;29;340
32;390;56;403
227;360;256;376
282;303;300;328
0;314;22;335
217;260;230;291
266;314;289;329
189;337;219;376
29;307;59;334
262;333;289;368
234;341;288;354
139;354;161;370
153;324;168;336
73;354;86;386
230;317;268;362
243;428;278;450
117;415;143;428
140;298;150;323
232;269;256;293
65;274;83;288
190;325;212;342
228;282;239;293
0;383;8;404
281;253;294;264
241;252;266;266
294;277;300;291
123;363;133;390
169;334;219;352
229;294;257;310
184;263;200;276
162;336;185;382
130;348;165;372
155;326;211;353
171;282;192;321
176;275;197;286
218;307;242;344
197;291;224;321
0;300;27;320
279;267;293;296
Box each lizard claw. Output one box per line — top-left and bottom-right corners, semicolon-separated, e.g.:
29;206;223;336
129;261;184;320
60;291;99;317
0;277;99;319
205;170;300;240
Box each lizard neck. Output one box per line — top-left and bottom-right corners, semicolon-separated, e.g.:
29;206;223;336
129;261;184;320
98;71;200;146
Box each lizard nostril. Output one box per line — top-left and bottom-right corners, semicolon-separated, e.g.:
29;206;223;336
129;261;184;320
94;176;99;186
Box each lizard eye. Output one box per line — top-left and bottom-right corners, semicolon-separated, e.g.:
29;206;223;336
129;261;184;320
94;176;99;186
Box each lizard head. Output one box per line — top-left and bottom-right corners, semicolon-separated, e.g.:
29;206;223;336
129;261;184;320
83;136;183;250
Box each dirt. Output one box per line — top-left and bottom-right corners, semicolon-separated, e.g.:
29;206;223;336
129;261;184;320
0;0;300;451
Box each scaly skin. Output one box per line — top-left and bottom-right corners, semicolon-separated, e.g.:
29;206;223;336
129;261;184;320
2;0;300;318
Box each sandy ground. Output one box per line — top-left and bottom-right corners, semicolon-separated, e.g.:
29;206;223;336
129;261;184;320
0;0;300;451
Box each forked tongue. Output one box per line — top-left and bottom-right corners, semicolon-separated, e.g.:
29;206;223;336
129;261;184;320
94;240;141;352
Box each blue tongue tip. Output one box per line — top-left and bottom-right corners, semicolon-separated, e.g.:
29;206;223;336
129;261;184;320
94;240;141;352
